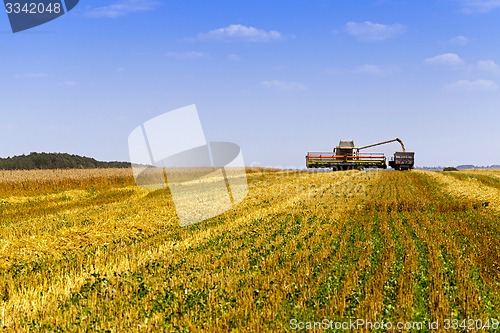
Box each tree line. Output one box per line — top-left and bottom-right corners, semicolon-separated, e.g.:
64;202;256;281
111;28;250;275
0;152;131;170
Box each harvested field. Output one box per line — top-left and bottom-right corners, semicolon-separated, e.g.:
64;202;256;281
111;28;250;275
0;168;499;331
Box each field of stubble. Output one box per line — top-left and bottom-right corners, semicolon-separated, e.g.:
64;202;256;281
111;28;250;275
0;168;499;332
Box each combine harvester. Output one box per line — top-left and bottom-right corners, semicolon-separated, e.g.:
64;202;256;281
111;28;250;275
306;138;415;170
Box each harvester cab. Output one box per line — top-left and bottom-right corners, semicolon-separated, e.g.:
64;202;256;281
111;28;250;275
335;141;358;157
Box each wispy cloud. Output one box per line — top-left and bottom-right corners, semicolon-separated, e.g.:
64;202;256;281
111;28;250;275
14;72;50;78
459;0;500;13
344;21;405;41
227;54;241;61
353;64;399;76
197;24;285;42
58;80;77;87
477;59;500;74
166;51;205;60
444;79;498;92
261;80;305;91
425;53;464;66
84;0;160;18
448;35;470;46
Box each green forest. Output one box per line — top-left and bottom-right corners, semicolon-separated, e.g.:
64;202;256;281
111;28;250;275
0;152;130;170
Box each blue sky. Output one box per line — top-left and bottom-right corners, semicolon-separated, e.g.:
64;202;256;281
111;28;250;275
1;0;499;167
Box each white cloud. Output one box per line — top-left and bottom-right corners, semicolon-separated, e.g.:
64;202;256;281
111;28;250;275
344;21;405;41
84;0;160;18
425;53;464;66
227;54;241;61
261;80;305;91
444;79;498;92
197;24;284;42
459;0;500;13
166;51;205;60
273;65;287;71
353;64;399;76
14;72;50;78
449;35;470;46
58;80;77;87
477;59;500;74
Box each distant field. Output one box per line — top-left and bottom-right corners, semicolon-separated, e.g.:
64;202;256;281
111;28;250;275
0;168;499;331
